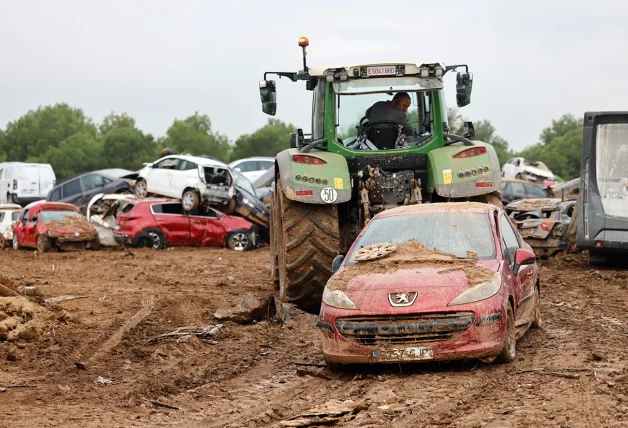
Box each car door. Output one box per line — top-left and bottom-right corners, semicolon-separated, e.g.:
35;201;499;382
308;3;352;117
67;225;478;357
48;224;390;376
147;158;179;196
78;174;108;209
23;209;39;247
499;214;535;324
170;159;198;198
188;208;225;246
61;178;83;206
13;208;29;245
150;202;191;245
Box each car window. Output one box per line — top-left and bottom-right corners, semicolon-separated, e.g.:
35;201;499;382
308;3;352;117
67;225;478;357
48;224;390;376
500;182;508;192
0;213;4;222
152;203;184;215
197;208;219;218
103;176;113;184
155;158;179;169
83;174;106;191
11;212;19;221
176;160;197;171
525;184;547;198
235;161;257;172
510;182;525;194
499;214;520;265
258;161;274;171
20;209;29;222
49;187;62;201
62;179;82;197
31;213;38;223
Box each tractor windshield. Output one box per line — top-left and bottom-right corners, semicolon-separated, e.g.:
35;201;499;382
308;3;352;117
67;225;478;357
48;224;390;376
334;77;443;149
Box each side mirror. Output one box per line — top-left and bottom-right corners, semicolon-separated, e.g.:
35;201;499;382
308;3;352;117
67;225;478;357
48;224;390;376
259;80;277;116
513;248;536;276
463;121;475;139
456;72;473;107
331;254;345;273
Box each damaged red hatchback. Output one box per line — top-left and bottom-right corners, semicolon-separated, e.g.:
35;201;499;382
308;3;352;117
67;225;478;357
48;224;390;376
318;202;540;366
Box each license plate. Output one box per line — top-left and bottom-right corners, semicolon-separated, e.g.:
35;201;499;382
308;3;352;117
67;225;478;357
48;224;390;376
366;66;398;77
374;347;434;360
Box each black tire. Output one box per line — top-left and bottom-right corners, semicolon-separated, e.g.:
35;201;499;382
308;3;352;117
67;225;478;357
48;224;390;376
89;238;101;251
182;189;200;212
135;179;149;198
0;235;5;250
269;192;280;289
12;234;21;250
495;301;516;364
530;285;542;329
36;235;53;253
274;180;340;313
227;231;252;251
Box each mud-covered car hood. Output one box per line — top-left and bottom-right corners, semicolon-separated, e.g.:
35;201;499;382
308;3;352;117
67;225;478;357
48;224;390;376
505;198;562;212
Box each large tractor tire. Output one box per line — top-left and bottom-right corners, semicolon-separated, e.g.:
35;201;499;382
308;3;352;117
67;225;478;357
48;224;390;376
273;180;340;313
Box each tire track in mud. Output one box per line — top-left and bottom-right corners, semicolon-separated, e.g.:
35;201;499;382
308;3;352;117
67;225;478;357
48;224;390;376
88;295;155;362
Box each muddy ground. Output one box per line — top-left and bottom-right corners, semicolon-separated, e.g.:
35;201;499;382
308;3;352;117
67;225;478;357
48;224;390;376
0;247;627;427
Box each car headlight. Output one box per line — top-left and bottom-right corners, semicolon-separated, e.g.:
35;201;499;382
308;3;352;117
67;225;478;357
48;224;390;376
447;273;502;306
322;287;359;310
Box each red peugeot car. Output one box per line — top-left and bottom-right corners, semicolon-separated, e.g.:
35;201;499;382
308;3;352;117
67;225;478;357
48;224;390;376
113;199;257;251
318;202;540;366
12;201;99;252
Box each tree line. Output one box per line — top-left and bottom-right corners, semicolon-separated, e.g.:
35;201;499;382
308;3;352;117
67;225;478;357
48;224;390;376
0;103;583;181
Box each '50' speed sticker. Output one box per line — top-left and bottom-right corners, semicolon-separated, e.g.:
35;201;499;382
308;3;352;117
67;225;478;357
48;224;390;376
320;187;338;203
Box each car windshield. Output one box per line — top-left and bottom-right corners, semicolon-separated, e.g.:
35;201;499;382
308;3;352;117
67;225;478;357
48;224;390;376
40;210;82;222
346;211;496;265
233;171;257;196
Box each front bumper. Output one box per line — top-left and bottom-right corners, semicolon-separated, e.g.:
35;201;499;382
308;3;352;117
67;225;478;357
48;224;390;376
319;295;506;364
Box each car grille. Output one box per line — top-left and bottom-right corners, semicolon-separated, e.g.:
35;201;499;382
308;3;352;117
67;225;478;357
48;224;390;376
335;312;475;347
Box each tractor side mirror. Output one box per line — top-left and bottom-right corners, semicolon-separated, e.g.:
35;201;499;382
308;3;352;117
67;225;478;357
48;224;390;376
456;72;473;107
463;121;475;139
331;254;345;273
259;80;277;116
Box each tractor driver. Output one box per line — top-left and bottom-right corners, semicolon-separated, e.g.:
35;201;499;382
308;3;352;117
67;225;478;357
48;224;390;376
365;92;413;136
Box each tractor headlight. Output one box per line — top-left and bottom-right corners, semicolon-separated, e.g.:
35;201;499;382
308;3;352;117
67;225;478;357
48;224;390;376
447;273;502;306
322;287;359;310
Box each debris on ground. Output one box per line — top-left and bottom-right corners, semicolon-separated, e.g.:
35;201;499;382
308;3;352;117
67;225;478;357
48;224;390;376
278;399;367;427
95;376;112;385
145;324;224;345
214;293;274;324
0;297;49;342
44;295;88;304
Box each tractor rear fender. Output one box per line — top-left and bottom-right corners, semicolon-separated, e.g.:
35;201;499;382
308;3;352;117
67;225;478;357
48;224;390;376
276;148;351;204
427;141;502;198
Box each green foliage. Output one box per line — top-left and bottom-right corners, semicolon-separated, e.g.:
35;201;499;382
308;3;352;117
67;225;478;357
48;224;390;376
519;114;583;180
230;119;294;162
103;126;157;171
162;113;231;162
43;133;106;180
98;112;137;138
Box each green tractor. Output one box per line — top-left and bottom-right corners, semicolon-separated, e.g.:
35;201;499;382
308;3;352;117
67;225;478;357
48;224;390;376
260;37;502;312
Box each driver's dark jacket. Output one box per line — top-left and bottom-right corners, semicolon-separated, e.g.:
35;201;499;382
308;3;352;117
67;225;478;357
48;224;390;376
365;101;413;136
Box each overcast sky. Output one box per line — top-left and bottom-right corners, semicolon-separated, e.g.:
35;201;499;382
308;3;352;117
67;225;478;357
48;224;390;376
1;0;627;151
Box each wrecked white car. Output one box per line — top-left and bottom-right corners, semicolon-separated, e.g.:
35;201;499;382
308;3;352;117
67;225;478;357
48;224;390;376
87;193;137;247
502;157;556;184
0;203;22;249
134;155;236;213
505;198;576;257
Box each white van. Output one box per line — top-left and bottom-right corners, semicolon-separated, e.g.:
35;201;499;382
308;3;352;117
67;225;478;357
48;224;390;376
0;162;57;206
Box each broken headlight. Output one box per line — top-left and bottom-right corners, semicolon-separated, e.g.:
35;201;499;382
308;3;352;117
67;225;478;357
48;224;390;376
322;287;359;310
447;273;502;306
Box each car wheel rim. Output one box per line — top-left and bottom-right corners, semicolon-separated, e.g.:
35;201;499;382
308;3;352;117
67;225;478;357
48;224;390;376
183;193;195;210
148;232;161;250
137;183;147;197
12;234;18;250
231;233;249;251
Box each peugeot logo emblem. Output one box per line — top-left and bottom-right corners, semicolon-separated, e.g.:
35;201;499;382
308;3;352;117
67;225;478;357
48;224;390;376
388;292;418;307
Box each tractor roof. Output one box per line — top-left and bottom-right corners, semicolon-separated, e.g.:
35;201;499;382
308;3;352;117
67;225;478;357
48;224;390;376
307;62;446;78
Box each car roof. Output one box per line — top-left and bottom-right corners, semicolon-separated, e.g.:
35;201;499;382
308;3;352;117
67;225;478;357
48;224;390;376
0;204;22;210
159;154;229;168
229;156;275;165
375;202;491;219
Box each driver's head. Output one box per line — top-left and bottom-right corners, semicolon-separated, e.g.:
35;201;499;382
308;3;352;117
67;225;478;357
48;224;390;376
392;92;411;112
